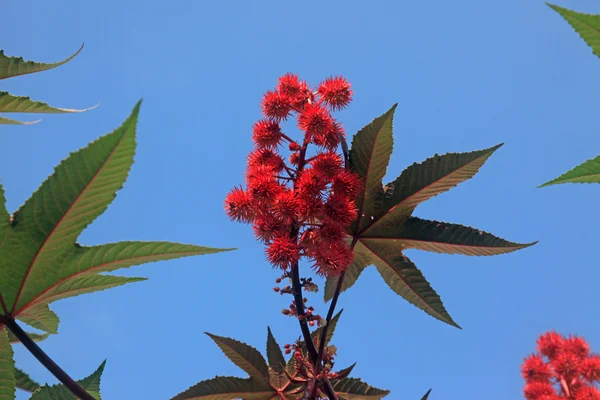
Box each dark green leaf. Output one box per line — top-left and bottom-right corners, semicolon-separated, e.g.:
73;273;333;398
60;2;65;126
349;104;397;233
547;4;600;59
324;243;372;302
333;377;389;399
421;389;432;400
266;327;286;375
378;144;502;223
205;333;271;385
14;367;39;392
364;217;536;256
0;328;15;400
361;241;459;328
29;360;105;399
170;376;275;400
539;154;600;186
311;310;343;347
0;44;83;80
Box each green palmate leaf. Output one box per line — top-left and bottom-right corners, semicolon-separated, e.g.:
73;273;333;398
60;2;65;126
30;360;105;400
205;333;271;385
332;378;389;400
266;327;286;375
0;92;96;114
0;328;15;400
539;154;600;186
0;102;231;333
17;305;59;334
0;44;83;80
171;376;275;400
7;329;49;344
325;107;534;327
0;116;39;125
14;368;40;393
421;389;432;400
349;104;397;233
547;4;600;59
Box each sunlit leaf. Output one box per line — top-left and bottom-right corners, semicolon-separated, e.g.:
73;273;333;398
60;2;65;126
0;328;15;400
0;92;96;114
0;102;232;333
29;360;105;399
0;44;83;80
547;4;600;59
539;154;600;186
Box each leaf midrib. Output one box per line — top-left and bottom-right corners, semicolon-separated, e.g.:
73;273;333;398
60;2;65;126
15;250;201;315
10;131;128;314
360;240;440;318
359;151;491;236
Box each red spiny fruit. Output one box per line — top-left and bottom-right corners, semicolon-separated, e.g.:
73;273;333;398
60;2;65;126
252;119;283;148
524;382;556;400
277;73;313;107
261;90;292;121
317;76;353;111
309;241;354;277
310;151;343;179
332;170;361;198
522;355;553;383
321;193;358;226
224;187;254;223
272;190;299;223
247;148;285;173
565;336;591;360
581;355;600;383
523;332;600;400
296;169;327;198
297;103;334;139
575;386;600;400
538;332;564;359
266;235;300;269
227;73;359;278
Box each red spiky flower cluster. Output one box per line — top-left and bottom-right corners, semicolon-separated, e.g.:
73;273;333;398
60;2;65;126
522;331;600;400
225;74;360;277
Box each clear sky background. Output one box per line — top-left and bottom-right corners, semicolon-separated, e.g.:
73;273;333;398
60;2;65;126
3;1;600;399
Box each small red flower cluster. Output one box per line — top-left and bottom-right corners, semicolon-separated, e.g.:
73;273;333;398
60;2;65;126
225;74;361;277
522;331;600;400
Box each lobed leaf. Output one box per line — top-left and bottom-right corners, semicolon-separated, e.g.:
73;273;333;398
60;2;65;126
324;242;372;302
0;102;232;333
360;241;459;328
349;104;397;233
0;328;15;400
539;154;600;186
364;217;536;256
0;116;39;125
376;144;502;225
170;376;275;400
205;333;271;385
14;367;39;393
266;327;286;376
29;360;105;399
0;44;83;80
547;4;600;59
16;305;59;334
311;309;343;347
332;378;389;399
0;92;96;114
7;329;49;344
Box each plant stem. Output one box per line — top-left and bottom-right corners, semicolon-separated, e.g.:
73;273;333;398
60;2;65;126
290;262;318;362
1;316;96;400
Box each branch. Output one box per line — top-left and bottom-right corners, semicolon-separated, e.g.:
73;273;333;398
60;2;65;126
1;316;97;400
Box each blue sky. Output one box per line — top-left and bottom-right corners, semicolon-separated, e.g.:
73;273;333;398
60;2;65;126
3;0;600;399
